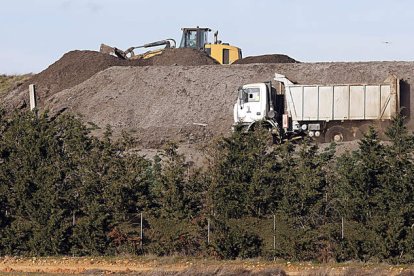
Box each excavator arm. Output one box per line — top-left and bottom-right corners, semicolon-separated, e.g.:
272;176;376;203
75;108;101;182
100;39;176;60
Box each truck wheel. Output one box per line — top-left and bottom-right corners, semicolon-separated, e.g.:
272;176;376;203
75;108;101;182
325;126;352;143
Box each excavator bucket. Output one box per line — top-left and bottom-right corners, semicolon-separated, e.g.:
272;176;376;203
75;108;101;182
99;44;128;59
100;43;115;55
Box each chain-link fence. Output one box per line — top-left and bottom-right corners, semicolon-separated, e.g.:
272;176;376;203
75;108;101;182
110;213;348;260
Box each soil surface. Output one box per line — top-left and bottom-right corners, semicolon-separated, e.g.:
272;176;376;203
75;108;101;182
39;61;414;150
3;49;218;109
0;256;410;275
4;51;130;108
233;54;299;64
138;48;219;66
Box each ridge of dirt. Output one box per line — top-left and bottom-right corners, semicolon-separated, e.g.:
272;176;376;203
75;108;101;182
3;49;218;109
233;54;299;64
41;61;414;150
137;48;219;66
3;50;131;109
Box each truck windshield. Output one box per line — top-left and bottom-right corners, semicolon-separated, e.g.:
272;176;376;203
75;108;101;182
243;88;260;102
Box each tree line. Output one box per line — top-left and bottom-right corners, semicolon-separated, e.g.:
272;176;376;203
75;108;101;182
1;109;414;263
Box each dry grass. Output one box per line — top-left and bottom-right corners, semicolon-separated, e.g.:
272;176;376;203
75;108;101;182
0;74;31;96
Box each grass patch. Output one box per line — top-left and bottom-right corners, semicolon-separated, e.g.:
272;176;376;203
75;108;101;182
0;74;32;96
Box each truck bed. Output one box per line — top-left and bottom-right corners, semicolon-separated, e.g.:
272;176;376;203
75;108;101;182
283;76;400;122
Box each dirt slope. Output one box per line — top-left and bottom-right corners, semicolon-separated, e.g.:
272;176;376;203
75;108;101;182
42;61;414;149
3;51;129;109
3;49;218;110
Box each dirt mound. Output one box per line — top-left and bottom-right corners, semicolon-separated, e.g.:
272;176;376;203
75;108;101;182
138;48;219;66
3;49;218;109
28;49;216;100
29;51;130;99
233;54;299;64
44;61;414;150
3;60;413;164
4;50;132;108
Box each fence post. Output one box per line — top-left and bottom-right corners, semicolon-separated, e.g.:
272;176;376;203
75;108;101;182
140;212;143;249
207;218;210;244
273;214;276;261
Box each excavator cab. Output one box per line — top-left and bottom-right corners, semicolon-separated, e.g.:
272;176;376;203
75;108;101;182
179;27;211;50
179;26;242;64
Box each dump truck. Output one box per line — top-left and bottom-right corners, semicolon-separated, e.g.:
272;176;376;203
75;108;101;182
233;73;400;142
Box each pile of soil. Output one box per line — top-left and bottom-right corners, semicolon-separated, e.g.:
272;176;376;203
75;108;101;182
4;50;132;108
30;51;129;95
137;48;219;66
44;61;414;149
233;54;299;64
3;49;218;109
3;45;414;157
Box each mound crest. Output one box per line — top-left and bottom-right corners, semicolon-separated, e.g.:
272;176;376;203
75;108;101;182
233;54;299;64
5;48;218;109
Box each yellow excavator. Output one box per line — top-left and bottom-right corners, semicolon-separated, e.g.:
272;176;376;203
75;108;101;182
100;27;242;64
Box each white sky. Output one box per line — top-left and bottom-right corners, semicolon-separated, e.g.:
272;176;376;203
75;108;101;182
1;0;413;74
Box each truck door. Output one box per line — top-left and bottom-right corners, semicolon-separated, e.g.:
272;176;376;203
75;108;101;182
235;84;267;124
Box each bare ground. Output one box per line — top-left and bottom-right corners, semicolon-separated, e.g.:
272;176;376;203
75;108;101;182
0;256;412;275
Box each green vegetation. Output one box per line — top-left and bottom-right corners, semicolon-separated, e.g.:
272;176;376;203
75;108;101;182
0;74;31;95
1;109;414;263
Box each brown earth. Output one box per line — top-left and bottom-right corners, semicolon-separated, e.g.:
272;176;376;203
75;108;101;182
0;256;410;275
138;48;219;66
4;50;130;109
3;49;218;109
233;54;299;64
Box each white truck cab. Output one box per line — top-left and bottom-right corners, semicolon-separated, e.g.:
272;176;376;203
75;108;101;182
233;83;267;124
233;82;278;133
